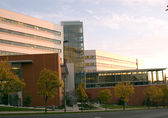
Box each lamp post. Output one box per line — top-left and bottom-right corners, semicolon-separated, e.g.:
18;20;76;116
62;64;67;112
62;40;69;112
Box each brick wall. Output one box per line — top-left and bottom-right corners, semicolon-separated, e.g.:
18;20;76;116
0;53;62;106
86;85;156;105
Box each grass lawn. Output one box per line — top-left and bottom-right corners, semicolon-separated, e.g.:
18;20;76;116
0;106;42;111
101;104;146;109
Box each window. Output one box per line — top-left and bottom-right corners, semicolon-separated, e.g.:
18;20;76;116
0;39;61;53
0;17;61;36
0;28;61;44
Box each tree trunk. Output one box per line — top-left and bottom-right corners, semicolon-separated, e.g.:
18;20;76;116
44;96;48;113
123;102;125;111
8;94;10;106
81;101;83;112
105;103;107;111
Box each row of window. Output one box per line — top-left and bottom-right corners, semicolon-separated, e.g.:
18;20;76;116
0;39;61;53
85;62;96;66
85;70;97;72
85;62;136;69
0;17;61;36
85;55;96;59
97;62;136;69
85;55;136;65
0;50;24;55
96;55;136;65
0;28;61;44
86;81;150;88
98;72;147;76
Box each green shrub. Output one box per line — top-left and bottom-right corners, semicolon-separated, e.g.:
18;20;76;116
78;103;96;110
23;95;32;107
1;94;8;105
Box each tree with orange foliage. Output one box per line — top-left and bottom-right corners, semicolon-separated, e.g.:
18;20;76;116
0;60;25;105
76;83;88;112
98;89;112;110
159;85;168;106
144;85;163;108
114;82;134;110
37;68;63;113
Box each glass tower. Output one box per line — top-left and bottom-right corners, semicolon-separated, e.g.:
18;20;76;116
61;21;85;88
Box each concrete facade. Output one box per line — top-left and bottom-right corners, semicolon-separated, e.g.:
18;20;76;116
66;63;75;92
0;8;63;61
85;50;139;72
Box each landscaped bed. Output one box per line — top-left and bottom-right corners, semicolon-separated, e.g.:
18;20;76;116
0;106;42;111
101;104;146;109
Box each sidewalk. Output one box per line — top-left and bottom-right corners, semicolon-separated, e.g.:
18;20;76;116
0;107;146;115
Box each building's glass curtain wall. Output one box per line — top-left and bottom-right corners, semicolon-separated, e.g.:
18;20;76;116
86;68;167;88
61;21;85;88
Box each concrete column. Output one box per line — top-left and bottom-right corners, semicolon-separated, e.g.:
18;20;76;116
151;71;153;84
165;74;167;84
162;70;164;83
156;71;159;82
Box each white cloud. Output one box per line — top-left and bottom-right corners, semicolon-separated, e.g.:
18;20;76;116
21;10;168;69
21;11;80;24
96;14;168;31
86;9;94;14
80;0;166;6
87;13;168;68
120;0;166;6
92;15;100;20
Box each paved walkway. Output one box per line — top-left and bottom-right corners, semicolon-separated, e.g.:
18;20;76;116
0;107;147;114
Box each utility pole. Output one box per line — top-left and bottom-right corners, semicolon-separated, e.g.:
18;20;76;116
62;40;69;112
61;62;67;112
64;73;67;112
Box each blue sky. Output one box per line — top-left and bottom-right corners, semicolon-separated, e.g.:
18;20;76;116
0;0;168;69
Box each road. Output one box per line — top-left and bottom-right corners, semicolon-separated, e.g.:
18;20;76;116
1;109;168;118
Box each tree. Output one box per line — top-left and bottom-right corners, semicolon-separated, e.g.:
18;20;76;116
98;89;112;110
114;82;134;110
76;83;88;112
144;85;163;108
159;85;168;106
0;60;25;105
23;95;32;107
37;68;63;113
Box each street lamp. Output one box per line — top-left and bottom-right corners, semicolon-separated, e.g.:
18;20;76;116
61;62;68;112
62;40;69;112
166;5;168;11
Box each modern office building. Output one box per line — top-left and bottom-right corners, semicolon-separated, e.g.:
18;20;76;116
84;50;138;72
0;8;63;61
61;21;85;88
86;68;167;105
0;53;62;107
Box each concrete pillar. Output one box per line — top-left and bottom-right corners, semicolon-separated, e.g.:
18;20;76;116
156;71;159;82
162;70;164;83
151;71;153;84
165;74;167;84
